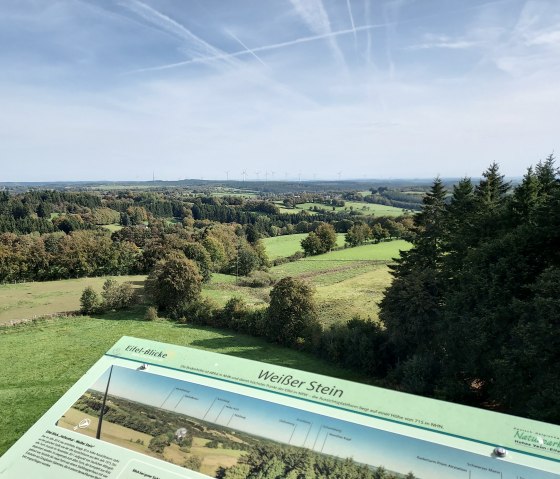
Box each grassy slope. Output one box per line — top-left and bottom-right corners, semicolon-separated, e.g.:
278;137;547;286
101;224;123;232
0;241;411;325
0;275;146;324
262;233;346;259
276;201;407;217
0;313;368;457
269;240;411;326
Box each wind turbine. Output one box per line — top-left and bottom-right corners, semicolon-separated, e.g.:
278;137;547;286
242;170;247;182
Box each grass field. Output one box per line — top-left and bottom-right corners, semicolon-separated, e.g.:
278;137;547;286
268;240;411;325
101;223;123;232
276;201;407;217
262;233;346;259
0;314;369;456
0;241;410;326
0;275;146;324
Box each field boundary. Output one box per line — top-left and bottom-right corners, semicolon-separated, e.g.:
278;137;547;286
0;311;78;328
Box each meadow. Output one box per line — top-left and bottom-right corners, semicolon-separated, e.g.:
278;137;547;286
0;234;411;457
0;314;368;456
0;275;145;324
262;233;346;259
0;240;410;326
205;239;410;325
275;201;407;216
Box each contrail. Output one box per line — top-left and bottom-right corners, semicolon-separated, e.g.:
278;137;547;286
364;0;373;66
289;0;346;67
129;23;386;74
119;0;238;67
346;0;357;46
226;30;269;68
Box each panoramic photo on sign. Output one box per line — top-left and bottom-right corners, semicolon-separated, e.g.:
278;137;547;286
0;338;559;478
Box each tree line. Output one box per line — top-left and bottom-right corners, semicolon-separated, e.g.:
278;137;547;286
379;156;560;422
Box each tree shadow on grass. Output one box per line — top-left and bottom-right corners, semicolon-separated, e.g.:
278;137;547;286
90;305;148;321
187;335;323;369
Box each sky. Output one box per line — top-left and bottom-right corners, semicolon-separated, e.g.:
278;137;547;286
1;0;559;182
83;365;557;478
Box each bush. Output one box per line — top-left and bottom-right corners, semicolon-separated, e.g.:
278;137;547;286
80;286;100;314
184;455;202;472
101;279;136;311
314;318;394;377
175;298;219;325
144;306;158;321
148;434;170;454
238;270;275;288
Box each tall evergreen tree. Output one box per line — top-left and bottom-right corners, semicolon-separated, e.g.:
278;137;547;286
379;178;447;391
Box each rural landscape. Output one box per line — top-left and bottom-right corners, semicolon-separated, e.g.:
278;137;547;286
1;0;560;477
2;157;560;465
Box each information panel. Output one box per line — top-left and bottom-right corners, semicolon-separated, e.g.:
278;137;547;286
0;336;559;478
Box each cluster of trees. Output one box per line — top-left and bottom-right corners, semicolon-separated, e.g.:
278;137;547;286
217;444;415;479
300;223;337;256
345;222;391;246
364;188;423;211
0;184;415;283
298;217;412;253
80;279;137;315
380;157;560;422
144;258;319;349
0;217;269;283
0;230;141;282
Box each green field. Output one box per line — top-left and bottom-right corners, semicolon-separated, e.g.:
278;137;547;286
0;314;368;456
269;240;411;325
202;274;269;307
101;223;123;232
262;233;346;259
276;201;407;217
0;241;411;327
0;275;146;324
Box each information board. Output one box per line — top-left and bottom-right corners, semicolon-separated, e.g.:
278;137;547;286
0;336;559;478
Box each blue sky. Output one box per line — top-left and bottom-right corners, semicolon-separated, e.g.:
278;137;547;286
86;366;557;478
1;0;559;181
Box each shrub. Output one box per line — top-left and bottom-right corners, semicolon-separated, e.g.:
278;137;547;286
175;298;219;325
238;270;275;288
80;286;100;314
184;456;202;472
101;279;136;311
148;434;170;454
144;306;158;321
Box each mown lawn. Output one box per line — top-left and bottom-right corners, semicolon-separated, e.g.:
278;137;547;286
0;313;369;457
